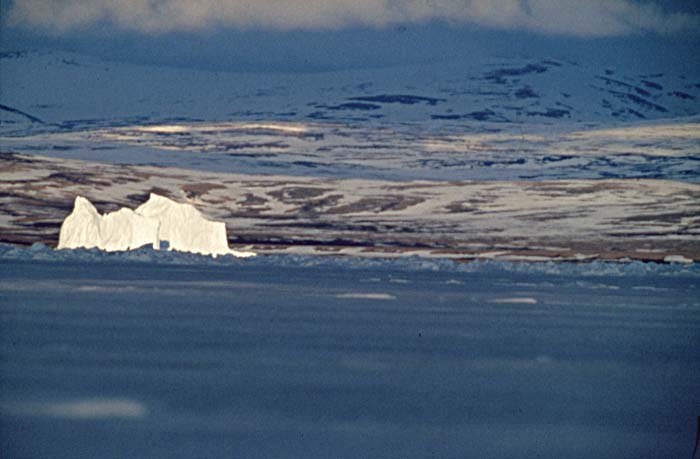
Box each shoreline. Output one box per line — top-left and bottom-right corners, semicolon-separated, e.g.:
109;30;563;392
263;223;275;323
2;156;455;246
0;239;695;265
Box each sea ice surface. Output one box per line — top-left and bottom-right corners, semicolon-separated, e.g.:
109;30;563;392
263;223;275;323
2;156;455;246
0;246;698;459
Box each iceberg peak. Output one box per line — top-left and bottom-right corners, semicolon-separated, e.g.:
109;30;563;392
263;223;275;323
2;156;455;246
57;194;255;258
73;195;98;212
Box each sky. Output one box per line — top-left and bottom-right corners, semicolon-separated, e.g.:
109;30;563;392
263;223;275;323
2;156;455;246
2;0;699;73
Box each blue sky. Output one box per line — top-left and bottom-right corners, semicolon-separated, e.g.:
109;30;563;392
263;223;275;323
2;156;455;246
2;0;699;73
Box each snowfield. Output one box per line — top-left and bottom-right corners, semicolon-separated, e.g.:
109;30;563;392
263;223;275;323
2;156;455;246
1;51;699;183
2;118;699;182
2;50;699;134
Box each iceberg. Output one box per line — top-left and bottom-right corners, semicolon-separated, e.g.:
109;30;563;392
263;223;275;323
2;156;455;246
57;194;255;258
57;197;159;252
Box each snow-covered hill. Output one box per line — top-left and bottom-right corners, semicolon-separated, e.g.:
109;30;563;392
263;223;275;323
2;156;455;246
1;49;699;136
1;49;699;183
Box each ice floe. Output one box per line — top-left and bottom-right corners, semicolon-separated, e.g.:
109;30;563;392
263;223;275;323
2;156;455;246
663;255;693;264
58;194;255;258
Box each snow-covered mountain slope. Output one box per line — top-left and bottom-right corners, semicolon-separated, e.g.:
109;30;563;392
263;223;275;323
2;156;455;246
2;118;698;182
1;49;699;135
1;50;699;183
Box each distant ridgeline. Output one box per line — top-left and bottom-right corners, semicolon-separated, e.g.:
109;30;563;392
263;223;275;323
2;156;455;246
58;194;255;258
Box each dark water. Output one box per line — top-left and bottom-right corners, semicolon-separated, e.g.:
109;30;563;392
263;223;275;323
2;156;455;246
1;256;699;458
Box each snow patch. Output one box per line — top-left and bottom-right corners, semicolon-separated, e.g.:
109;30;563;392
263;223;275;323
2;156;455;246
5;398;147;419
491;297;539;304
336;293;397;300
57;194;255;258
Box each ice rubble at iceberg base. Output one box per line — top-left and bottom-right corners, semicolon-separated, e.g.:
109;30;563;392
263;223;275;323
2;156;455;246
57;194;255;258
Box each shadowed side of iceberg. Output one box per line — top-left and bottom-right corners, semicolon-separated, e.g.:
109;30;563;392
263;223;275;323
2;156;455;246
57;194;255;258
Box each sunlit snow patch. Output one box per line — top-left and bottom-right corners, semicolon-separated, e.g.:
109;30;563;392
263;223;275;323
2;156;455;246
491;297;539;304
57;193;255;258
335;293;396;300
5;398;147;419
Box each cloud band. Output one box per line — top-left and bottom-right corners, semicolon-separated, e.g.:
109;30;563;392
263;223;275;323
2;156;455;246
5;0;699;36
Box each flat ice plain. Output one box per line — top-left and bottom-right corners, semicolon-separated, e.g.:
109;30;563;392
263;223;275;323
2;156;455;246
1;245;699;458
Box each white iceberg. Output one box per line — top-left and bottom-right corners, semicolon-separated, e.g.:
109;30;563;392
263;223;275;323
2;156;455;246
57;194;255;258
57;197;159;252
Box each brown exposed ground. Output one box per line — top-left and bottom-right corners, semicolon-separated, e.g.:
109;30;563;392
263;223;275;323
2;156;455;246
1;152;698;262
